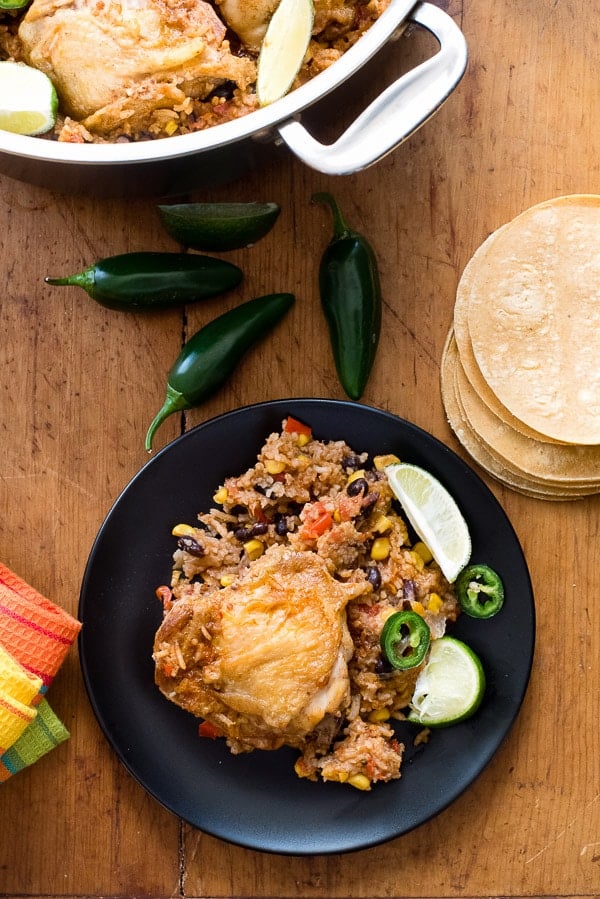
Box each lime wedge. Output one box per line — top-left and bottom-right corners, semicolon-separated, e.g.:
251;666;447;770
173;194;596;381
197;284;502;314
407;636;486;727
157;202;281;251
385;462;471;583
256;0;314;106
0;61;58;136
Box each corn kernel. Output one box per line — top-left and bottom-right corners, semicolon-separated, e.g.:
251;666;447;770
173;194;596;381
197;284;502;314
333;510;342;523
368;708;390;723
164;119;178;136
171;524;196;538
265;459;286;475
297;433;310;447
427;593;443;613
346;469;366;485
336;771;349;783
348;774;371;791
370;537;391;561
374;454;401;470
411;600;426;617
409;550;425;570
213;487;228;504
413;541;433;563
220;575;235;587
244;539;264;561
373;514;392;534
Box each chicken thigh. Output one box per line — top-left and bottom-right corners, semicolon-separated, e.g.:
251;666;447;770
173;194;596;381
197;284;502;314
153;544;370;752
216;0;361;53
18;0;255;135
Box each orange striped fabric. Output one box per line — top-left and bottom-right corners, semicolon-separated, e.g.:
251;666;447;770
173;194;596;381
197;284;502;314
0;563;81;695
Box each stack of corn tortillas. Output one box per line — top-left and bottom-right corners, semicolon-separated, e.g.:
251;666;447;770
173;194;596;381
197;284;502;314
441;194;600;500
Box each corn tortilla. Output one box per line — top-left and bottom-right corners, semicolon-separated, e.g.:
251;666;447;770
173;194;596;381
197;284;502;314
454;343;600;487
466;195;600;445
453;238;563;446
440;331;592;500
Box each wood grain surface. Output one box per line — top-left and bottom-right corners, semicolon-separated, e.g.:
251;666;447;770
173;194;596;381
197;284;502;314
1;1;599;897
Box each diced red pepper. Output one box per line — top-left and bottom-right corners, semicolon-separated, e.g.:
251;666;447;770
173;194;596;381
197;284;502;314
300;501;333;539
155;585;173;611
198;721;221;740
252;504;270;524
284;416;312;439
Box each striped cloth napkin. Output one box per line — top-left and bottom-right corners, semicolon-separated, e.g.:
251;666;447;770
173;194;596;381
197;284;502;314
0;563;81;780
0;644;42;752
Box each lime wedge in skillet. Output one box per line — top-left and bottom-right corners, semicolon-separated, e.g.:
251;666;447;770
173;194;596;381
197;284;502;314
407;636;486;727
256;0;314;106
385;462;471;583
157;202;281;251
0;60;58;135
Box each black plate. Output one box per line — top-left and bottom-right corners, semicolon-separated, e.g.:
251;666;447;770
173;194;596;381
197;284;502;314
79;399;535;855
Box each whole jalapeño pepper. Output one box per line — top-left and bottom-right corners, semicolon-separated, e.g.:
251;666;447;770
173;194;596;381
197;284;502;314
45;252;243;311
145;292;295;450
313;192;382;401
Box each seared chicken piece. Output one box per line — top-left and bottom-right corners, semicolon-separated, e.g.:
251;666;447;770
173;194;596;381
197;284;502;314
216;0;360;53
153;544;370;751
18;0;256;135
215;0;280;52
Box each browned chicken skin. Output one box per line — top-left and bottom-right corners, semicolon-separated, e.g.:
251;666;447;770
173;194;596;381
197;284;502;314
18;0;255;134
153;544;370;752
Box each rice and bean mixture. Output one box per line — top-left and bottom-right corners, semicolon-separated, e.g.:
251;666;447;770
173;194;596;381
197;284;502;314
158;417;460;789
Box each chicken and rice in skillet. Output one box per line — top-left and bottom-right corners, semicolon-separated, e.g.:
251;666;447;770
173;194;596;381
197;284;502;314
0;0;390;141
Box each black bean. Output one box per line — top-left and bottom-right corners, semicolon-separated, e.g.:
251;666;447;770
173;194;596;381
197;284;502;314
365;566;382;591
374;656;393;675
234;522;268;542
275;515;289;536
177;536;205;557
250;522;269;536
361;491;379;514
403;579;417;602
347;477;369;497
342;453;364;471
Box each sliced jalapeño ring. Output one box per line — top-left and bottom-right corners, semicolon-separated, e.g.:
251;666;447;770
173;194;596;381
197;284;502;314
455;563;504;619
380;610;431;670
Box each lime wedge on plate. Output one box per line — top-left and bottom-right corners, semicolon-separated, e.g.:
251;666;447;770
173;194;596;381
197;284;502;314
407;636;486;727
0;60;58;135
256;0;314;106
385;462;471;583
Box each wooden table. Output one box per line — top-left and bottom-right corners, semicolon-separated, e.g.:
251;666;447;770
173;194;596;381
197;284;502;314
2;1;599;896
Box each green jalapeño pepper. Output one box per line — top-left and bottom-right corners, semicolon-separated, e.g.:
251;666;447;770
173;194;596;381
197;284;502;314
313;192;382;401
455;564;505;619
145;292;294;451
45;251;243;311
380;610;431;670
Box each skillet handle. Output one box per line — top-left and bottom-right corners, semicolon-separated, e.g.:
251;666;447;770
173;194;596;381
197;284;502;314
276;2;468;175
